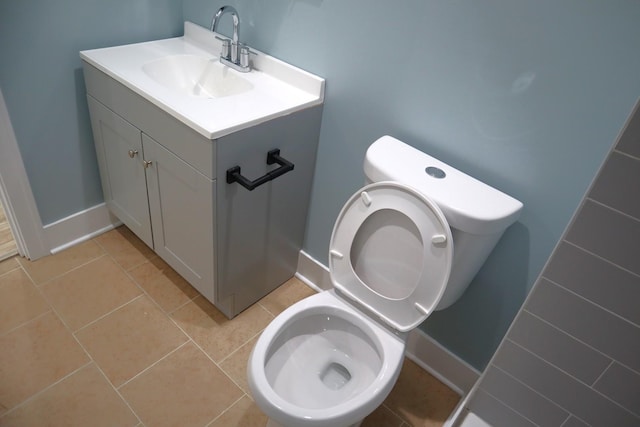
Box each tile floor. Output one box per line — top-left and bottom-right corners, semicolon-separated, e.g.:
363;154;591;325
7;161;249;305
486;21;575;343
0;226;459;427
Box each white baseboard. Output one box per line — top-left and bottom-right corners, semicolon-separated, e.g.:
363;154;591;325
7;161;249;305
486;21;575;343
43;203;120;254
296;249;480;396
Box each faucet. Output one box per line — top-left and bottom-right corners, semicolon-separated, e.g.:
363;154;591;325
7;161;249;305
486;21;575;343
210;5;251;72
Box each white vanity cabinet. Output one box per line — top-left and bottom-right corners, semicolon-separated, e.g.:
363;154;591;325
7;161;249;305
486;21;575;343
83;61;322;318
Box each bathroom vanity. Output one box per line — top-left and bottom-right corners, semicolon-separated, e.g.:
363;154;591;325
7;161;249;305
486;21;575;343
81;22;324;318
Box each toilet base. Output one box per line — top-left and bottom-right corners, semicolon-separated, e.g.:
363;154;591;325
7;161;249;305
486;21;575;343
266;418;362;427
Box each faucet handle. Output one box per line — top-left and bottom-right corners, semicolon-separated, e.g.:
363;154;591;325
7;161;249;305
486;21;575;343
215;36;231;60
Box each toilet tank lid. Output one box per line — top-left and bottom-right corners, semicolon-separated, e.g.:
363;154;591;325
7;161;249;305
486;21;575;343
364;136;523;235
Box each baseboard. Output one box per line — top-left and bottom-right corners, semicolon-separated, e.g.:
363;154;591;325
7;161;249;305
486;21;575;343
296;249;480;396
43;203;120;254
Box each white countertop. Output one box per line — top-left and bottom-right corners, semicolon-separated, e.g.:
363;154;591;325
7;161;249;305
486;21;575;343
80;22;325;139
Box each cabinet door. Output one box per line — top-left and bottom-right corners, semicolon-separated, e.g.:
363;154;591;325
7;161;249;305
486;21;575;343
87;96;153;247
142;134;216;302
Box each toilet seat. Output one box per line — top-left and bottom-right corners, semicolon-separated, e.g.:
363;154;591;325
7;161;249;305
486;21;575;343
329;181;453;332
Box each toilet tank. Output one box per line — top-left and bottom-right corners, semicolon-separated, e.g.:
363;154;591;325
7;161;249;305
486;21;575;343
364;136;523;309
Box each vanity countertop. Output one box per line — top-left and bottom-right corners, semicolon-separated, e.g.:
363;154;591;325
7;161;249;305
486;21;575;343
81;22;324;139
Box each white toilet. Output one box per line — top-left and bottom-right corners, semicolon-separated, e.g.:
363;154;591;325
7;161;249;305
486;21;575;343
247;136;523;427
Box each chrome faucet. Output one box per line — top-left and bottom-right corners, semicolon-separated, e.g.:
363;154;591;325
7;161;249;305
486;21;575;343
210;5;251;72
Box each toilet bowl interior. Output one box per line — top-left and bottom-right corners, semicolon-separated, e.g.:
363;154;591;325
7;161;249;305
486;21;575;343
264;309;382;410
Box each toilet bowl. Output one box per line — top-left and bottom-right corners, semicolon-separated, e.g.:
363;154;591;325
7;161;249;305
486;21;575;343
247;136;523;427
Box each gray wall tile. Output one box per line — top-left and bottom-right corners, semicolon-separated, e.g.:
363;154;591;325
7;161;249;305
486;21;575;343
589;151;640;220
543;242;640;325
561;416;590;427
467;389;537;427
593;362;640;417
526;279;640;372
616;101;640;158
480;365;568;426
493;340;640;427
566;200;640;276
508;310;611;384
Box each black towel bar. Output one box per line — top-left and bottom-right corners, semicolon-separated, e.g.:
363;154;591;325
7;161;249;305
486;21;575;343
226;149;294;191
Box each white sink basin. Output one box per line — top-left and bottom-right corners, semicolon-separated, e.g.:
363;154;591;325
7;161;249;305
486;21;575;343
142;54;253;98
80;22;324;139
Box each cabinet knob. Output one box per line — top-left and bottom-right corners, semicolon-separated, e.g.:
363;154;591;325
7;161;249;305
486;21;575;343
128;149;138;158
143;160;153;169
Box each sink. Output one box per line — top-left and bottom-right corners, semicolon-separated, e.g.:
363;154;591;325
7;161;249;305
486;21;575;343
142;54;253;98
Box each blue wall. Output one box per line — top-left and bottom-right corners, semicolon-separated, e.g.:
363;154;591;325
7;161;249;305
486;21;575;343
0;0;183;224
184;0;640;368
1;0;639;370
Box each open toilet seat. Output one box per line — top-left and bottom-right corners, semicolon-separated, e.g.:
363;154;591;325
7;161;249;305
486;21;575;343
329;181;453;331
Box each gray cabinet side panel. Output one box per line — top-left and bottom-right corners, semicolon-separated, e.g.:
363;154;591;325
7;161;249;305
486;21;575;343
216;106;323;315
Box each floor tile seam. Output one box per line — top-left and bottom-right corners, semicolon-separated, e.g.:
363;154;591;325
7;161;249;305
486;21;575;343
25;252;108;287
0;247;18;263
0;260;20;279
170;327;250;395
115;339;192;391
0;360;94;419
0;309;53;338
72;293;146;335
111;252;198;317
217;326;266;366
379;402;411;426
92;234;158;272
203;393;248;427
79;357;145;426
256;300;282;318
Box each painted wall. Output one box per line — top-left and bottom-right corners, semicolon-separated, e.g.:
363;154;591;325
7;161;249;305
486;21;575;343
467;100;640;426
0;0;183;225
183;0;640;369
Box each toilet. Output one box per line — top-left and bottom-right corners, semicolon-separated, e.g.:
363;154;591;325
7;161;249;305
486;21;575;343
247;136;523;427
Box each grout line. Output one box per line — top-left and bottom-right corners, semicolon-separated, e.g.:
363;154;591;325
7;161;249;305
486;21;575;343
479;380;552;427
613;148;640;162
73;294;145;334
116;340;191;390
0;309;53;338
590;360;614;387
0;360;94;418
563;239;640;281
585;197;640;224
522;308;617;364
204;393;247;427
541;274;640;329
505;339;640;417
21;252;108;287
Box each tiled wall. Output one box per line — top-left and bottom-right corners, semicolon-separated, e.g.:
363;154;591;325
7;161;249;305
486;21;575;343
466;99;640;426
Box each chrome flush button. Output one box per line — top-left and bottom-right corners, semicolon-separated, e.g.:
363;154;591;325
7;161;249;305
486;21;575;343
426;166;446;179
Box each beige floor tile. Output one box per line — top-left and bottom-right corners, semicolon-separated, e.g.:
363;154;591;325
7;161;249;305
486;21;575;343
171;296;273;362
0;312;89;412
0;363;138;427
220;335;259;394
18;240;104;285
0;269;50;335
94;226;155;271
76;296;188;387
362;404;405;427
259;276;316;316
129;256;198;313
383;359;460;427
208;395;268;427
120;342;243;427
41;256;142;331
0;256;19;276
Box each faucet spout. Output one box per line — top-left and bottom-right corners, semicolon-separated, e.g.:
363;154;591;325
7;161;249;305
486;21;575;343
211;5;239;50
210;5;252;72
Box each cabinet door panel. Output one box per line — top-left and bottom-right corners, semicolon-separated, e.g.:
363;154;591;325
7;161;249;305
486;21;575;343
143;134;215;301
87;96;153;247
